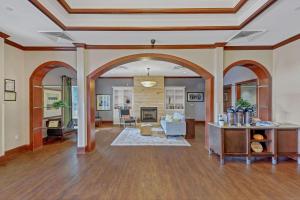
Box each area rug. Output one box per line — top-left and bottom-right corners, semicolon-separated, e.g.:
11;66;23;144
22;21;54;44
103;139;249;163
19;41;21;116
111;128;191;146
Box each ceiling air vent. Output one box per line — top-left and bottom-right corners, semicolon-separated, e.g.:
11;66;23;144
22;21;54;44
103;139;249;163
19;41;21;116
39;31;74;43
227;30;266;42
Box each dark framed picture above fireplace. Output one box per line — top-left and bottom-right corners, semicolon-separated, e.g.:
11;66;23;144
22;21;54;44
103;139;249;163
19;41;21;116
187;92;204;102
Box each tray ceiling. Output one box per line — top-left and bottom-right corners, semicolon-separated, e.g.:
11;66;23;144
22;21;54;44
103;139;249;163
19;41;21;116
58;0;246;14
63;0;240;9
32;0;269;28
0;0;300;47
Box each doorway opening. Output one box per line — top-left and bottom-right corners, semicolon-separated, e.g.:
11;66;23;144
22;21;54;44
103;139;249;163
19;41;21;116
224;60;272;121
86;53;214;152
30;61;77;150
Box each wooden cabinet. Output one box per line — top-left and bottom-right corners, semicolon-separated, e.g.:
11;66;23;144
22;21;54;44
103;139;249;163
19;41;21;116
208;123;300;165
112;87;133;124
185;118;195;139
165;87;185;114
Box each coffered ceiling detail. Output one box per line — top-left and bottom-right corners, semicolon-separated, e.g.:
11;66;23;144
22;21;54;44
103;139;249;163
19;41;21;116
57;0;247;14
29;0;275;30
1;0;300;47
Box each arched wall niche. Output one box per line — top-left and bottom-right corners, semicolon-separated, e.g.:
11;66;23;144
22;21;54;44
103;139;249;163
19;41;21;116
29;61;76;150
224;60;272;121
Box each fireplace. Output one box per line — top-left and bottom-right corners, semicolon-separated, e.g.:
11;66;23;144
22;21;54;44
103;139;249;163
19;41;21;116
140;107;157;122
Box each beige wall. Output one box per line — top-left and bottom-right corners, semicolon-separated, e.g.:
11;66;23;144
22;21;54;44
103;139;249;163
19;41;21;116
273;40;300;124
224;50;273;73
86;49;216;75
23;51;77;145
3;45;25;151
2;47;76;151
3;43;300;151
133;76;164;123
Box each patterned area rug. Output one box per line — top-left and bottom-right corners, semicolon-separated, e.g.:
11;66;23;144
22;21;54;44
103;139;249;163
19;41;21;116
111;128;191;146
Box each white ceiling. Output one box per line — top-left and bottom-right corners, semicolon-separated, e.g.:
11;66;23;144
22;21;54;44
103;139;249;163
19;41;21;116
101;60;199;77
0;0;300;46
65;0;239;9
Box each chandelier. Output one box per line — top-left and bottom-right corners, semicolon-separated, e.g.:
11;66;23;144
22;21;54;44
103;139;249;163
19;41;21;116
140;68;157;88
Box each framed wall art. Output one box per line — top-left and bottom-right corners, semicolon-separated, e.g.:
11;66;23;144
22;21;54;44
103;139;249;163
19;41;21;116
4;91;16;101
187;92;204;102
96;94;111;111
43;89;62;118
4;79;15;92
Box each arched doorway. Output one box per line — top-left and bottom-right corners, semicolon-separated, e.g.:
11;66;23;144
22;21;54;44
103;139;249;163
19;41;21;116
30;61;76;151
86;53;214;152
224;60;272;121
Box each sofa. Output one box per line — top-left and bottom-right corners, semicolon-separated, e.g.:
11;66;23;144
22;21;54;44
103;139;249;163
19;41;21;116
160;112;186;137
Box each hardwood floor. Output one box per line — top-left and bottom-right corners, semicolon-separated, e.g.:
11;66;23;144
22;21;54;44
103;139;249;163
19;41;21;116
1;124;300;200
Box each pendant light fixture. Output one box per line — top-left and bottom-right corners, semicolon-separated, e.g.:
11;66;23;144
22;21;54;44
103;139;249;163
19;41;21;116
140;68;156;88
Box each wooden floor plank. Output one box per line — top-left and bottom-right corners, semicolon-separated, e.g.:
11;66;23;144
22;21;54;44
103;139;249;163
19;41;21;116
0;124;300;200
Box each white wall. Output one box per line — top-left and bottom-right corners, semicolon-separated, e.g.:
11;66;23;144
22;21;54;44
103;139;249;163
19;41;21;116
3;44;25;151
0;39;4;155
273;40;300;124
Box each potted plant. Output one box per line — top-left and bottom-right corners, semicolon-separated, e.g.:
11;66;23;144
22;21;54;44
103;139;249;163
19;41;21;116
235;98;252;111
52;100;66;109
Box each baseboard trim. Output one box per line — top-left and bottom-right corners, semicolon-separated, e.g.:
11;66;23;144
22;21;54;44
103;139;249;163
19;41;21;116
195;120;205;124
102;120;113;123
0;145;30;163
5;145;30;155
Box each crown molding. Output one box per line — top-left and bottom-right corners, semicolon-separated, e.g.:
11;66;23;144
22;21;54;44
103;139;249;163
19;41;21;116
273;34;300;49
29;0;276;31
224;33;300;50
4;39;24;50
0;32;10;39
23;46;76;51
85;44;216;49
224;45;274;50
57;0;247;14
73;43;86;48
3;32;299;51
4;39;75;51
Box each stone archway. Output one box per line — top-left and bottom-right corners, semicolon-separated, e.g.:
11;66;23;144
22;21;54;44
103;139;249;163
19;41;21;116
86;53;214;152
224;60;272;121
29;61;76;151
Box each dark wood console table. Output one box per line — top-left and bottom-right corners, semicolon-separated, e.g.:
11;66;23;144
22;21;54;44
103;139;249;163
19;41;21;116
208;123;300;165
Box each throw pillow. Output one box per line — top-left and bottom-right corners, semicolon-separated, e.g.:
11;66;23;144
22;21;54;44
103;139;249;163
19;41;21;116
173;112;184;121
165;114;173;122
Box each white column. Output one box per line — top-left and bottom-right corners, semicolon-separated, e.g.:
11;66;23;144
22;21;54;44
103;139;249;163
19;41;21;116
0;38;5;156
272;50;277;121
213;46;224;122
76;46;87;148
